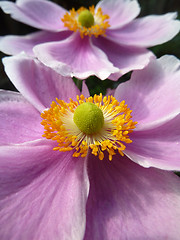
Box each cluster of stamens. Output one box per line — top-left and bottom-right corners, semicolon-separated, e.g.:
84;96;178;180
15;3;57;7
41;94;137;161
61;5;110;38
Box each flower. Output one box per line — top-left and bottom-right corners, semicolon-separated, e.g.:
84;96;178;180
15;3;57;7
0;0;180;80
41;93;137;161
0;53;180;239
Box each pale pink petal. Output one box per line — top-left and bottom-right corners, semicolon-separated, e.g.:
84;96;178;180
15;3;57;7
96;0;140;29
0;90;43;144
0;0;67;31
0;141;89;240
0;139;56;198
84;154;180;240
34;32;119;80
105;88;115;96
106;13;180;47
114;55;180;128
82;81;90;98
3;54;80;112
0;30;71;56
93;36;154;80
125;113;180;170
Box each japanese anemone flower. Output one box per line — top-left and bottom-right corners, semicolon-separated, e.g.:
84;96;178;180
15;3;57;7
0;0;180;80
0;53;180;240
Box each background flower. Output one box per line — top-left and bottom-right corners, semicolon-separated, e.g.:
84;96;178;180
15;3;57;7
0;0;179;80
0;53;180;239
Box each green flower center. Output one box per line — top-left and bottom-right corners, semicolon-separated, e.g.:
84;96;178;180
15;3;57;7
78;10;94;28
73;102;104;135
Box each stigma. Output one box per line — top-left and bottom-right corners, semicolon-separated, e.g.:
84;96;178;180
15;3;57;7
41;94;137;161
61;6;110;38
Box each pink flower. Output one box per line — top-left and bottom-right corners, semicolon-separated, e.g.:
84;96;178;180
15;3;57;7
0;0;180;80
0;53;180;239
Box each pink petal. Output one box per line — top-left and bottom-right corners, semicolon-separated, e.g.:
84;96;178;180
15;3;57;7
82;81;90;98
125;113;180;170
34;32;119;80
106;13;180;47
0;141;89;240
84;153;180;240
0;90;43;144
0;30;71;56
114;55;180;128
0;139;56;198
96;0;140;29
93;36;154;80
0;0;67;31
3;54;80;112
106;88;115;96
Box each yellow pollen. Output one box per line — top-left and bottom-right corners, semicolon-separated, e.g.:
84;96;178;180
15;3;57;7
41;94;137;161
61;5;110;38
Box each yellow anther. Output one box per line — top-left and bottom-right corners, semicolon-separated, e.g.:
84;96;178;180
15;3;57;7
99;151;104;160
61;5;110;38
41;94;137;161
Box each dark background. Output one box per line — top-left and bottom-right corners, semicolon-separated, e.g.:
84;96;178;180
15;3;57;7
0;0;180;93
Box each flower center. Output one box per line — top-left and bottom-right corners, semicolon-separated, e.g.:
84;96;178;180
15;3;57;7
73;102;104;134
78;10;94;28
41;94;137;161
61;6;110;38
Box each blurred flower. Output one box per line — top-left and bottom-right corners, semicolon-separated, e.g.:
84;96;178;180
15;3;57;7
0;0;180;80
0;53;180;239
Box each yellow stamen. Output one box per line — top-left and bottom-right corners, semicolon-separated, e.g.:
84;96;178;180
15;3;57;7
61;5;110;38
41;94;137;161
